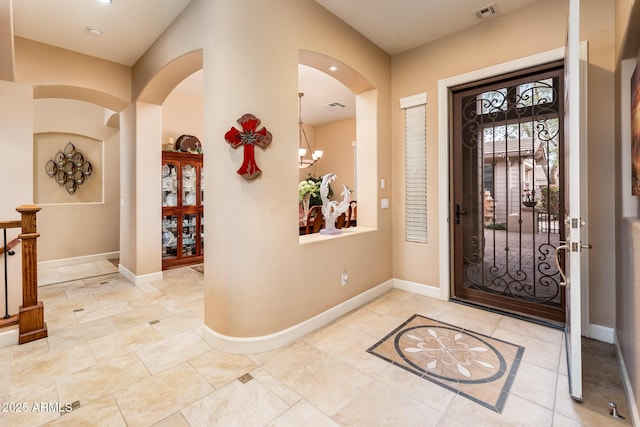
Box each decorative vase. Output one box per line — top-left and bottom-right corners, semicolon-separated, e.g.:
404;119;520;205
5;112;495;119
522;201;537;208
301;195;311;225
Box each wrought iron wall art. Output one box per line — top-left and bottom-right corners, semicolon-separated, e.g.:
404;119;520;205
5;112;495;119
44;142;93;195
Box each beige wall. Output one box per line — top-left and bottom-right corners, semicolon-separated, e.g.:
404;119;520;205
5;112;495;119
33;99;119;261
162;89;204;147
314;118;356;199
133;0;391;337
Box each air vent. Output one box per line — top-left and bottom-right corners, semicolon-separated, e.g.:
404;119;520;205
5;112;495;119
325;102;347;109
474;3;499;20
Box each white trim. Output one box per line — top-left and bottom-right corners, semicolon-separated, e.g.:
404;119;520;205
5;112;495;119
392;278;443;300
588;324;614;344
0;326;18;349
118;264;163;286
615;333;640;427
400;92;427;109
37;251;119;270
438;46;566;304
202;279;393;354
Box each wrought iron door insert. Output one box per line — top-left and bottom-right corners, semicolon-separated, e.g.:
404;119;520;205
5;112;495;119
451;62;565;323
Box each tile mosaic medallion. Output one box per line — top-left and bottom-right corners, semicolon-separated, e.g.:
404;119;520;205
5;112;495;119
367;314;525;413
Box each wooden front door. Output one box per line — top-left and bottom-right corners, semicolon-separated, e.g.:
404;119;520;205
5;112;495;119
450;62;566;323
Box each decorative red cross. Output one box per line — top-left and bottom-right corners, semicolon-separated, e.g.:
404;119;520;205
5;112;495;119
224;113;272;180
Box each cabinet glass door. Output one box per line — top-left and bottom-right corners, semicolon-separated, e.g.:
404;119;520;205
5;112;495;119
182;163;197;207
182;213;198;257
200;211;204;255
162;215;178;260
162;163;178;207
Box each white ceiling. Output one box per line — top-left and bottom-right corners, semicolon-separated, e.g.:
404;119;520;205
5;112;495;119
12;0;192;67
11;0;543;124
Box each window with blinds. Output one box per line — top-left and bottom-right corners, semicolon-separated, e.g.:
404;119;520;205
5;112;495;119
402;93;427;244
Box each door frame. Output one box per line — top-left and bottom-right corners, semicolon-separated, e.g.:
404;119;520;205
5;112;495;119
437;46;590;333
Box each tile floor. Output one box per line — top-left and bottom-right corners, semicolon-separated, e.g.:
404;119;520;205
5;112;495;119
0;263;631;426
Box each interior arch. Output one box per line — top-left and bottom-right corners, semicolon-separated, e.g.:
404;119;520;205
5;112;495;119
137;50;203;105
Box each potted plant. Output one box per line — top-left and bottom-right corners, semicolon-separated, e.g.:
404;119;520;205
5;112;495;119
522;187;537;208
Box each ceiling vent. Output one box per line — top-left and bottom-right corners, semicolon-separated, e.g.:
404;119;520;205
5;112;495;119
325;102;347;109
474;3;499;20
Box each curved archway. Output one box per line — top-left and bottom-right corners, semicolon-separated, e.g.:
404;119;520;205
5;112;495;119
34;85;129;113
299;50;374;94
137;50;203;105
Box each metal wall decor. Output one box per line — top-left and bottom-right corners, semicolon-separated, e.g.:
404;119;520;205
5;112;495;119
44;142;93;195
224;113;272;180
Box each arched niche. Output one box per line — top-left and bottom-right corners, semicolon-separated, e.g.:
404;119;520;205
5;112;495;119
298;50;378;230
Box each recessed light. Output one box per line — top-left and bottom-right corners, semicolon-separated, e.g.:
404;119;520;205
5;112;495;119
97;0;113;4
329;65;338;72
86;26;103;37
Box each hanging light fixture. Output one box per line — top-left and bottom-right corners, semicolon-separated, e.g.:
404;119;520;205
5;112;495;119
298;92;323;168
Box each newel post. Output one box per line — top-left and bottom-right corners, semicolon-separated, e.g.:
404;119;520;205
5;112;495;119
16;205;47;344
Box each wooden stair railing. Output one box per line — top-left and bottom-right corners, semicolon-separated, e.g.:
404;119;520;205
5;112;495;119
0;205;47;344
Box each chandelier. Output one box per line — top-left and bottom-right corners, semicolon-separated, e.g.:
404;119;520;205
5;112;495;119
298;92;323;168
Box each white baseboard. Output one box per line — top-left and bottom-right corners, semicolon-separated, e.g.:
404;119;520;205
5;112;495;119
615;333;640;427
202;279;394;354
0;326;18;349
38;252;119;270
589;324;615;344
118;264;163;286
392;278;443;300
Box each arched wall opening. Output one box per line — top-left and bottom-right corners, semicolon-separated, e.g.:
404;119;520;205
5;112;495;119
118;50;204;281
298;50;378;231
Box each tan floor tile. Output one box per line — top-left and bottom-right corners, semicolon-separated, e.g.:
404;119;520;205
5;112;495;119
178;298;204;317
496;316;563;346
44;395;127;426
251;367;301;407
181;378;289;426
55;351;151;404
63;279;114;300
273;352;373;416
135;330;211;374
151;411;191;427
92;260;119;275
493;327;562;372
444;392;553;427
10;343;96;393
437;303;504;337
510;361;558;410
262;341;325;382
57;263;102;280
376;364;457;413
268;399;339;427
74;300;133;324
6;382;60;427
364;291;407;314
189;348;257;389
37;268;63;286
151;309;202;338
333;379;444;427
109;303;173;331
88;324;165;360
47;318;118;353
337;308;409;339
114;363;213;427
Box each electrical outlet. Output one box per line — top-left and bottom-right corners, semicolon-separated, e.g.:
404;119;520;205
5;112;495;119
341;271;348;286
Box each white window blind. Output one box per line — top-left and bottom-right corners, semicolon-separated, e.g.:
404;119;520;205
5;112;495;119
402;93;427;244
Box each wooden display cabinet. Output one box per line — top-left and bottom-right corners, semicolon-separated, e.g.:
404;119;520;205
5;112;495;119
161;151;204;269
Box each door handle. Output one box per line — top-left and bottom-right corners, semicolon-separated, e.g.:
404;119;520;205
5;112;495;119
455;204;467;224
554;243;570;286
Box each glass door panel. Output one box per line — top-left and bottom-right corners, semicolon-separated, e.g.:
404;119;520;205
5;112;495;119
162;215;178;260
182;213;198;257
182;163;197;206
162;163;178;207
